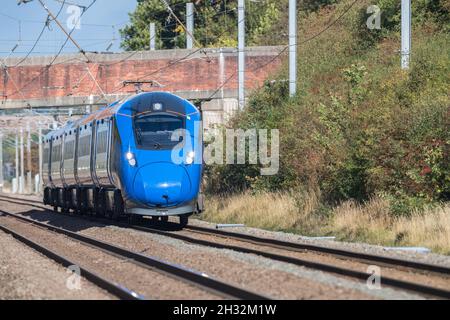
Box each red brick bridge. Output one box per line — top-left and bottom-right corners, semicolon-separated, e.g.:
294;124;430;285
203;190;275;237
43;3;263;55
0;46;284;128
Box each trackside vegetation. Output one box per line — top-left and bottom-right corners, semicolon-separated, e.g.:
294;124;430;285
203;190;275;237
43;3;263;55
202;0;450;253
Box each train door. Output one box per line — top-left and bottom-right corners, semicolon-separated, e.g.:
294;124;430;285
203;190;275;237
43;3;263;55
77;123;93;185
93;118;112;186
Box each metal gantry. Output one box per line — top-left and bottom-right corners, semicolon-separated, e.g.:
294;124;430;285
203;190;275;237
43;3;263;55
26;123;32;193
0;132;3;193
15;134;19;194
19;128;24;194
0;120;49;194
289;0;297;97
238;0;245;110
38;126;43;194
149;22;156;51
401;0;411;69
186;2;194;49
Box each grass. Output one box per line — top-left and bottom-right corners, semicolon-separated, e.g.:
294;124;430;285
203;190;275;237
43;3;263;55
201;193;450;255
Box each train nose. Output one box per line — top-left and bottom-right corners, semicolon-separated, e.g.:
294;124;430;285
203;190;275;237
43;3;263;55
132;162;191;206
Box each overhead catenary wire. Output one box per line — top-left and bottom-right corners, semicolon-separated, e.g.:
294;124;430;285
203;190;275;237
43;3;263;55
5;0;97;99
14;16;51;67
36;0;94;62
205;0;361;100
8;0;69;67
49;0;67;21
90;10;248;105
0;1;237;56
4;0;154;102
160;0;208;56
52;0;87;10
3;0;361;108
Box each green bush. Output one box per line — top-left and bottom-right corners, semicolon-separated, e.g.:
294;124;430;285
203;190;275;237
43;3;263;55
205;1;449;215
354;0;450;49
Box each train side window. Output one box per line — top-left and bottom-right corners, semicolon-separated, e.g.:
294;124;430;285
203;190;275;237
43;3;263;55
79;135;91;157
97;130;107;154
51;144;61;163
64;140;75;160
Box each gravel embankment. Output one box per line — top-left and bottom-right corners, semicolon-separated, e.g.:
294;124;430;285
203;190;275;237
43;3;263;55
174;228;450;292
0;215;221;300
0;196;429;300
188;217;450;268
0;230;112;300
11;193;450;268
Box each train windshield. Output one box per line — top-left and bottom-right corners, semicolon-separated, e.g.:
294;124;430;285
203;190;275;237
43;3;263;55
134;113;185;150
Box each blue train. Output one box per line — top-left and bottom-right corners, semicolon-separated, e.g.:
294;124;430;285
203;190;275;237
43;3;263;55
42;92;204;227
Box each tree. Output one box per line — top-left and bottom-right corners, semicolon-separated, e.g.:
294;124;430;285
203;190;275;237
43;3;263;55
119;0;284;50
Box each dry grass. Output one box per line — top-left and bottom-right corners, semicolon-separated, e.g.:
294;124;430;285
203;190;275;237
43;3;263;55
393;206;450;254
203;192;301;231
202;193;450;255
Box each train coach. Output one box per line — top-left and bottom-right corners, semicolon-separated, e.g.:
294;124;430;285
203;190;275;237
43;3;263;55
42;92;204;227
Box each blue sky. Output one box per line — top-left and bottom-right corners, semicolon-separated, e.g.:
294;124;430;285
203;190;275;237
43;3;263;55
0;0;137;57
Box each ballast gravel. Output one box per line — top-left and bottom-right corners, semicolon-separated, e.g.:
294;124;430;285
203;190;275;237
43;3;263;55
0;216;221;300
188;217;450;268
0;230;112;300
2;195;449;300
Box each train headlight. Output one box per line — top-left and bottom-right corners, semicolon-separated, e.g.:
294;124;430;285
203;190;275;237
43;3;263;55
126;152;137;166
185;151;195;165
153;103;163;111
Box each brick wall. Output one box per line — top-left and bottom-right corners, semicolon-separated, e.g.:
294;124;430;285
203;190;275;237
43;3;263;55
0;47;284;102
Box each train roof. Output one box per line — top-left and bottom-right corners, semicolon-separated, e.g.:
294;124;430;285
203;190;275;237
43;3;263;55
117;91;200;119
44;92;199;141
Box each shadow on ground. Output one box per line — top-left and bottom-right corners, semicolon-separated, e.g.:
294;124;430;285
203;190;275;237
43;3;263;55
0;196;186;233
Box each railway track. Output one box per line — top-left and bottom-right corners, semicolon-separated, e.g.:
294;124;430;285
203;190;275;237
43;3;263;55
0;221;143;300
1;194;450;299
0;202;269;300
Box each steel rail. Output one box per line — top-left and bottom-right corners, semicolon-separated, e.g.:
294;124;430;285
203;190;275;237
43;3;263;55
0;208;269;300
1;195;450;299
184;225;450;276
126;224;450;299
1;194;449;276
0;220;143;300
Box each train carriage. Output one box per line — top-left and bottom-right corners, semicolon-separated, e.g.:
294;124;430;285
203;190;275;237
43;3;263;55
43;92;203;227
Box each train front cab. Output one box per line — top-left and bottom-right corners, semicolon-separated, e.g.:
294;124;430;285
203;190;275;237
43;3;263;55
116;93;203;226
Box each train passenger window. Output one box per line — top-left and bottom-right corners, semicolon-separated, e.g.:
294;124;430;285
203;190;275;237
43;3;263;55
97;131;107;154
79;136;91;157
134;114;184;150
64;140;75;160
52;144;61;162
43;148;49;165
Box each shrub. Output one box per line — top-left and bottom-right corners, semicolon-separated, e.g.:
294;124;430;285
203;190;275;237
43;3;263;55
205;0;449;216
